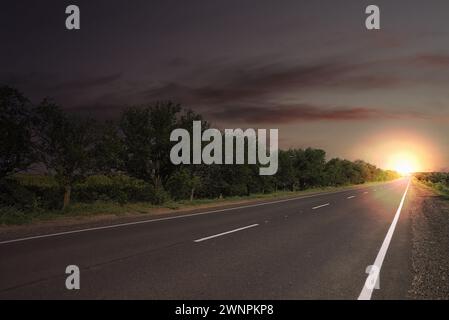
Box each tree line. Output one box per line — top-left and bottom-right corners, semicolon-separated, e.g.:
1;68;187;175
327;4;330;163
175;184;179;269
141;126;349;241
0;85;400;211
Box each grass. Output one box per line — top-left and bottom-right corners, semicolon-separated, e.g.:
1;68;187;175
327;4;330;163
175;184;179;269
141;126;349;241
0;180;393;227
416;178;449;200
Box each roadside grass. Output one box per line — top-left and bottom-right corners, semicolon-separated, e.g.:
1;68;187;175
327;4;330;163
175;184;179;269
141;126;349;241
414;178;449;200
0;180;392;227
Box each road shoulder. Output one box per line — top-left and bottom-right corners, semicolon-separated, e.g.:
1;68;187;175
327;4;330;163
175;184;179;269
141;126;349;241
408;180;449;299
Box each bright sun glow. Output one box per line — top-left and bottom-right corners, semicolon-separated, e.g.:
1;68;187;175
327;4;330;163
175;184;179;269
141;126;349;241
389;152;419;176
354;131;440;174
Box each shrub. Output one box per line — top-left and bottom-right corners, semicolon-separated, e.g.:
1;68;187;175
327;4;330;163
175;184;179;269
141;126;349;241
12;174;62;209
0;178;39;210
72;174;157;203
151;186;170;205
0;206;31;225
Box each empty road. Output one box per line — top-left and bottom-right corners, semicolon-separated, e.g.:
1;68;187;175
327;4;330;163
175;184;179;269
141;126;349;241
0;178;413;299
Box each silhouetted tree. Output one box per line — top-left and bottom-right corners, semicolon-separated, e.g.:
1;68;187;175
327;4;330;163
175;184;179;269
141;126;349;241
276;150;297;191
32;100;98;209
295;148;326;189
94;121;125;174
177;109;209;200
120;101;181;190
0;86;34;179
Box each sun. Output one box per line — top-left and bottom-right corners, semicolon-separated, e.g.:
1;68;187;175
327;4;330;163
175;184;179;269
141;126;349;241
394;160;414;176
354;131;439;174
388;152;419;176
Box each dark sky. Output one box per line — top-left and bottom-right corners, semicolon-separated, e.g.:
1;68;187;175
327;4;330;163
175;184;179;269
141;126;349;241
1;0;448;171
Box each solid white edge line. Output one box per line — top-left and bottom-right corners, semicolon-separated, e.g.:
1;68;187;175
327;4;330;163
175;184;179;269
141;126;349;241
357;179;411;300
312;203;330;210
0;180;399;245
194;224;259;243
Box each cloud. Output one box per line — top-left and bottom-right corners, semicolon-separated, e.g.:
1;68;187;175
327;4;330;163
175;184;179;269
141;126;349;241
165;57;191;68
0;72;122;93
50;73;123;92
413;54;449;67
144;60;403;106
1;55;441;124
210;104;429;124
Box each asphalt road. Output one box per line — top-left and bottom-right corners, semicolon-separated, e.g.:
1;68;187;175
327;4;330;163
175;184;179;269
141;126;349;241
0;178;413;299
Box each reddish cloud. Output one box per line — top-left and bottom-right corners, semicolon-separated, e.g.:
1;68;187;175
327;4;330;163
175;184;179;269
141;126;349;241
413;55;449;67
211;104;429;124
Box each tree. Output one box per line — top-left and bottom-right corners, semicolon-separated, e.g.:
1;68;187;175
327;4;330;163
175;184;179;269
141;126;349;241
148;101;182;189
276;150;297;191
295;148;326;189
120;102;209;201
0;86;34;179
324;158;348;186
120;106;153;182
33;100;98;209
177;109;209;200
94;121;125;174
120;102;181;190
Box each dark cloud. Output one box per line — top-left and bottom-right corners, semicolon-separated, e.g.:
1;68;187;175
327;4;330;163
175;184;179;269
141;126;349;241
67;103;127;119
61;58;414;121
1;72;122;91
165;57;191;69
144;60;403;106
50;73;123;92
413;54;449;67
211;104;429;124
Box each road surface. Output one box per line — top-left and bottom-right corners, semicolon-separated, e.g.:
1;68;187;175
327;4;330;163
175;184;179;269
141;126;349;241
0;178;413;299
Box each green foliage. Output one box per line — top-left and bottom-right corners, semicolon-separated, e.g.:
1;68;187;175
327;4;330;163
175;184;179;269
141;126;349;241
0;178;38;210
294;148;326;189
0;86;34;178
120;102;182;188
415;172;449;195
32;100;98;208
73;174;154;204
166;168;201;200
94;121;125;174
0;206;30;225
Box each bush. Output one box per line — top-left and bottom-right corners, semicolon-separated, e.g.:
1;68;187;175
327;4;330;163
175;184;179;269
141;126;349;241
166;169;191;200
151;186;170;205
73;174;159;204
0;206;31;225
12;174;62;209
0;178;39;210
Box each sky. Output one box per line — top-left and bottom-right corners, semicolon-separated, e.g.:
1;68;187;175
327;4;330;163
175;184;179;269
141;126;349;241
1;0;448;171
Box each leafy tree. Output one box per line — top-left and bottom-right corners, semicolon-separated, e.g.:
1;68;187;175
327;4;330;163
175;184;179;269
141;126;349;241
120;106;153;181
325;158;353;186
94;121;125;174
32;100;98;209
177;109;209;200
148;102;182;189
276;150;297;191
120;102;181;190
0;86;34;179
295;148;326;189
